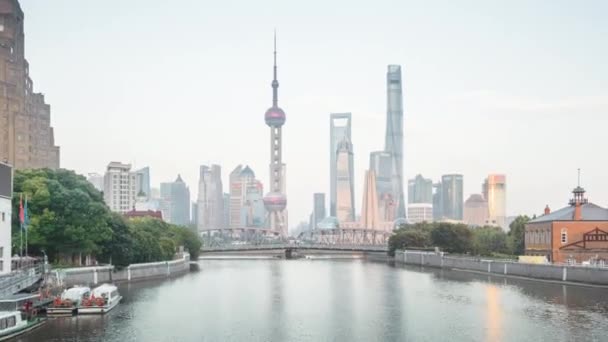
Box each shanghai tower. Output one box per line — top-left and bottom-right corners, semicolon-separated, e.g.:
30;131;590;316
263;33;288;237
384;65;406;219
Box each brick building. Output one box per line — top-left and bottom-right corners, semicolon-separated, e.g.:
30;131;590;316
0;0;60;169
525;186;608;264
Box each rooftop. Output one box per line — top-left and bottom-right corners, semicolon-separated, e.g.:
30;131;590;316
529;202;608;223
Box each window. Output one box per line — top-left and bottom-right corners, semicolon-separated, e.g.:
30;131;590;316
1;212;4;222
561;228;568;244
6;316;15;328
0;318;6;329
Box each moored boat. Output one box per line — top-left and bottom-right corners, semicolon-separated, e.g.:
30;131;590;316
0;311;46;341
46;286;91;316
78;284;121;314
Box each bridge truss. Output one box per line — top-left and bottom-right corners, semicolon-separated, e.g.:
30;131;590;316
298;228;391;246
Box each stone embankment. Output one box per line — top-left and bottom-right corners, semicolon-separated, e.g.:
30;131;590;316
51;254;191;287
395;250;608;286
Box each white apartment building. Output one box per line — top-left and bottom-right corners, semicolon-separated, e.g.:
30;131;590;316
407;203;433;224
104;162;136;213
0;163;13;274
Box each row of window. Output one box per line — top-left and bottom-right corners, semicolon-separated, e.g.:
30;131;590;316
0;316;16;330
526;228;568;245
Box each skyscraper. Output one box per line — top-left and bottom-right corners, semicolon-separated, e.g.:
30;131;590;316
230;165;265;228
408;174;433;204
312;193;326;229
432;182;443;220
104;162;137;213
197;164;224;231
135;167;151;199
464;194;489;227
384;65;406;219
160;175;191;226
262;33;288;237
361;170;380;229
0;0;60;169
330;113;355;218
483;174;507;230
335;137;355;222
369;151;394;221
441;174;464;220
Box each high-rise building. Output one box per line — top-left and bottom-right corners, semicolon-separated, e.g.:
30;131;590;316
407;203;433;224
441;174;463;220
0;0;60;169
160;175;191;226
229;165;264;228
104;162;137;213
311;193;326;229
135;167;151;199
330;113;354;218
384;65;406;219
335;137;355;222
262;34;288;236
0;162;13;274
432;182;442;220
464;194;489;227
197;164;224;231
483;174;507;230
222;193;230;229
87;173;104;192
361;170;380;229
191;202;198;226
408;174;433;204
369;151;394;221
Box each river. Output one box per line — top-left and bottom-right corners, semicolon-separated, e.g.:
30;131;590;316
16;257;608;341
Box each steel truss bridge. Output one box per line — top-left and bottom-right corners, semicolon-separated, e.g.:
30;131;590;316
199;228;390;254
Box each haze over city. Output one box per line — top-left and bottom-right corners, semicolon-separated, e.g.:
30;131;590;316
20;0;608;227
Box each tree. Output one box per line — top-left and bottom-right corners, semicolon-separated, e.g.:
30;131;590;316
99;213;134;268
168;225;202;260
508;215;530;255
388;229;431;256
430;223;473;254
472;226;508;256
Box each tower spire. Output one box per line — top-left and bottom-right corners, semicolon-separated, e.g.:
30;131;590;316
272;30;279;107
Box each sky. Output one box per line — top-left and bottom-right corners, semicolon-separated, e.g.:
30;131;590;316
20;0;608;229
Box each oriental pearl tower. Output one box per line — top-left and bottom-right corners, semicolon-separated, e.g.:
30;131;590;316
263;33;288;237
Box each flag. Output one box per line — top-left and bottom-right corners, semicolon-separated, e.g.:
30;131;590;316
23;196;29;231
19;194;24;225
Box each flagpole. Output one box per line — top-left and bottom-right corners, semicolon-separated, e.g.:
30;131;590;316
24;195;28;257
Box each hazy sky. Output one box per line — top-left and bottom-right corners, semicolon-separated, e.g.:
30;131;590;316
21;0;608;228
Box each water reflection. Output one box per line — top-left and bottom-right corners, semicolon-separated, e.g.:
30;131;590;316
14;259;608;342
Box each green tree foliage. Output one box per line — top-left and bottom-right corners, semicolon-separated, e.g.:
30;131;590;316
472;226;508;256
12;169;112;261
507;215;530;255
12;169;202;266
430;223;473;254
388;224;432;256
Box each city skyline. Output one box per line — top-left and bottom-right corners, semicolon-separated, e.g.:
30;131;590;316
19;0;608;228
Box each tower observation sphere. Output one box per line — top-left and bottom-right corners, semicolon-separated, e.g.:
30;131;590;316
265;106;286;127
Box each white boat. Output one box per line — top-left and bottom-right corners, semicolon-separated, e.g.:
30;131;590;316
0;311;46;341
78;284;122;314
47;286;91;316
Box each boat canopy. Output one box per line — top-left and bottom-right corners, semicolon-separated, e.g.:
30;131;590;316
91;284;117;297
62;287;91;301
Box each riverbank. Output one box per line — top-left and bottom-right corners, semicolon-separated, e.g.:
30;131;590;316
51;254;191;287
395;250;608;286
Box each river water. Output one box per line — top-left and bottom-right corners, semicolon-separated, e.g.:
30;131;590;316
15;257;608;342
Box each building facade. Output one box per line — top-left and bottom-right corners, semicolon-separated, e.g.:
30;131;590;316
407;203;433;224
360;170;380;229
335;137;355;222
369;151;394;221
0;162;12;274
483;174;507;230
330;113;354;218
135;167;151;199
229;165;265;228
311;193;326;229
197;164;224;231
160;175;190;226
384;65;406;219
525;186;608;264
408;174;433;204
463;194;489;227
103;162;137;213
441;174;463;220
0;0;59;169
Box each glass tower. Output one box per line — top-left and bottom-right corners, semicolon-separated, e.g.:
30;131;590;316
441;174;463;220
330;113;355;218
384;65;406;219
